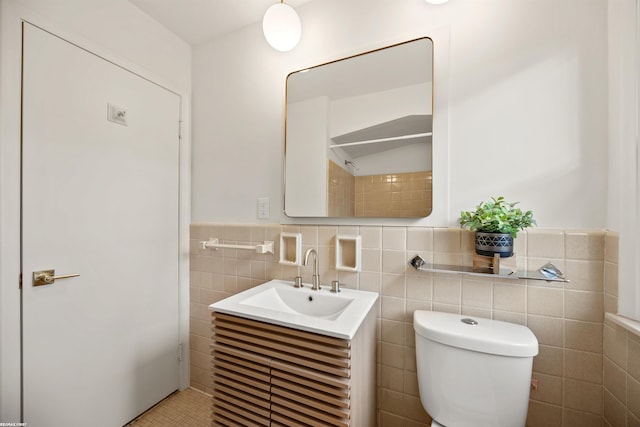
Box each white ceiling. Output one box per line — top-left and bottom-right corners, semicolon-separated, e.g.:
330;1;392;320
130;0;314;46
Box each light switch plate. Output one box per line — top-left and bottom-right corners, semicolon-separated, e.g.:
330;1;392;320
257;198;270;219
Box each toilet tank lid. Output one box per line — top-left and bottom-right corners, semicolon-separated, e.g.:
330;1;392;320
413;311;539;357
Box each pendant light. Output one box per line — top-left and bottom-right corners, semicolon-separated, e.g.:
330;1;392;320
425;0;449;4
262;0;302;52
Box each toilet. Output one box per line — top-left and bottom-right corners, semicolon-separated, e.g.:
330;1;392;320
413;310;538;427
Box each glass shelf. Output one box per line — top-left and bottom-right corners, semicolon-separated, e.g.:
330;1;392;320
409;256;569;283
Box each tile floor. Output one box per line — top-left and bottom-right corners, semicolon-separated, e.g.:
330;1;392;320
126;387;210;426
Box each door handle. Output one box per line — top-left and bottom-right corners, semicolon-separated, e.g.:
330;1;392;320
33;269;80;287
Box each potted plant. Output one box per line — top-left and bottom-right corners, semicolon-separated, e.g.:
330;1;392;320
459;196;535;258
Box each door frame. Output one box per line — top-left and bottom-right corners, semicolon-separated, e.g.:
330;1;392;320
0;9;191;421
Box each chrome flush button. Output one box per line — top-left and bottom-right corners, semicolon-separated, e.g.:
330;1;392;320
461;318;478;326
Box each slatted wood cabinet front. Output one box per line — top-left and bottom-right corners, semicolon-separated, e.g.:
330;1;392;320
211;311;376;426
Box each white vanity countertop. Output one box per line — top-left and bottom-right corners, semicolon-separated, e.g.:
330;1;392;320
209;279;379;340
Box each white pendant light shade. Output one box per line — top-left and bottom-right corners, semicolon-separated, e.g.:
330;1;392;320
263;2;302;52
425;0;449;4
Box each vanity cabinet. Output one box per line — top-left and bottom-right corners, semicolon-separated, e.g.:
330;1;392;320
211;311;376;427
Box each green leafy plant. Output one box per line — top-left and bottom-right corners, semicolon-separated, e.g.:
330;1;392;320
459;196;535;238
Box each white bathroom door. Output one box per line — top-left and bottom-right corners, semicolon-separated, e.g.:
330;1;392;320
21;23;181;426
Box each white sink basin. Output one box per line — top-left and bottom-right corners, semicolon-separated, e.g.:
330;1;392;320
239;286;354;320
209;279;379;339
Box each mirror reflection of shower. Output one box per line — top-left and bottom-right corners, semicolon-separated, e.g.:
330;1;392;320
285;37;434;218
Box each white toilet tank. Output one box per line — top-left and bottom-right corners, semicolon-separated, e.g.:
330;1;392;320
414;310;538;427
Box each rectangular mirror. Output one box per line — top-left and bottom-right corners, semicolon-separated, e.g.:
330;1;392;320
284;37;433;218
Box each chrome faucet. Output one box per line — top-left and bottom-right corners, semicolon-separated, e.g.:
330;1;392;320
303;248;320;291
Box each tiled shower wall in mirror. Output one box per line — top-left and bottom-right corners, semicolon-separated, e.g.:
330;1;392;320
327;160;432;217
190;224;634;427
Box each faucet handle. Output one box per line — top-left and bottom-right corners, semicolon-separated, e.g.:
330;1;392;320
330;280;341;293
294;276;303;288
